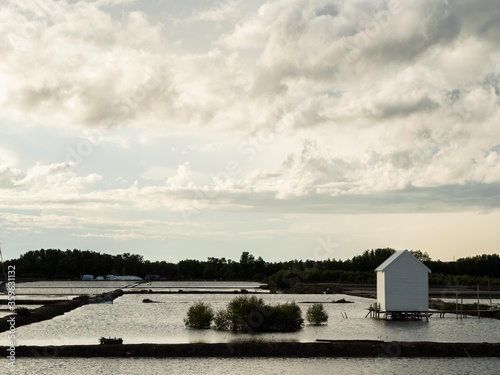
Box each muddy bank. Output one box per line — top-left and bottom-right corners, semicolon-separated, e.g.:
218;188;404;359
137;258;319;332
0;300;85;332
3;341;500;358
277;283;500;299
0;289;124;333
124;290;262;295
0;299;64;305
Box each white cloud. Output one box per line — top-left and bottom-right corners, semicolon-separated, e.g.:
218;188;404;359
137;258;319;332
0;147;18;169
140;166;176;181
188;142;223;152
1;0;500;260
0;162;100;193
91;0;139;7
183;0;242;23
72;231;152;240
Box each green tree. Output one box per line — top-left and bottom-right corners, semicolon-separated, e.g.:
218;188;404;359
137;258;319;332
212;295;304;333
225;295;266;331
265;302;304;331
213;309;231;331
410;250;431;262
306;303;328;325
184;302;214;329
239;252;255;265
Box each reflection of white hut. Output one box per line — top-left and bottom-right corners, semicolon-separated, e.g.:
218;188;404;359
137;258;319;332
375;250;431;319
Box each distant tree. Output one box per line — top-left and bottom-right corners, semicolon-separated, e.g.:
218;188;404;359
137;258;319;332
7;247;500;286
178;259;203;279
410;250;431;262
239;252;255;265
268;269;303;288
349;248;396;272
203;263;217;279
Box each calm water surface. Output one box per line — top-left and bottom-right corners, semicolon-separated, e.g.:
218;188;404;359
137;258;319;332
4;291;500;345
5;357;500;375
3;282;500;374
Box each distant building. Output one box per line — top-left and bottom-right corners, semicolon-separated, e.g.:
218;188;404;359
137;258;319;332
375;250;431;316
146;274;165;281
105;275;143;281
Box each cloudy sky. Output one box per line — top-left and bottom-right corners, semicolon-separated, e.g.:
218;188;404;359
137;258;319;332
1;0;499;263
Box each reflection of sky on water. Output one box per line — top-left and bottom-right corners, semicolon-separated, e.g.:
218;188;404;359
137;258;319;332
7;357;500;375
2;282;500;346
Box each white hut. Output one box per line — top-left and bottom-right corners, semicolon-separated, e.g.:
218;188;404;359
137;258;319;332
375;250;431;317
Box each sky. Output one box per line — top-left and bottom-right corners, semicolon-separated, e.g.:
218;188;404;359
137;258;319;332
0;0;499;263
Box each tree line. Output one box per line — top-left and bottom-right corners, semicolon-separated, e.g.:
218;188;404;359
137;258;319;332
4;248;500;286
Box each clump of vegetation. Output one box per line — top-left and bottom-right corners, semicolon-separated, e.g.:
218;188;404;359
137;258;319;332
263;301;304;332
184;302;215;329
186;295;304;333
213;308;232;331
222;295;268;332
15;307;31;317
306;303;328;325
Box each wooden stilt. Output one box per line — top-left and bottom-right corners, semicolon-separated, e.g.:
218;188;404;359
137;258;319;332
477;284;480;319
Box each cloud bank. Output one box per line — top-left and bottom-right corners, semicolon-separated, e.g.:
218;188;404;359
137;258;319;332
0;0;499;260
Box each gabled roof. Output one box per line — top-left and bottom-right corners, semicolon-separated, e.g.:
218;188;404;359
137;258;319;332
375;250;431;273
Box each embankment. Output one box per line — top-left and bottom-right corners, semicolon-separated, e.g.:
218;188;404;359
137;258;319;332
279;283;500;299
0;289;124;333
0;300;85;332
3;341;500;358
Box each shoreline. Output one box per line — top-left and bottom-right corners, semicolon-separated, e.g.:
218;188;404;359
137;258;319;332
3;341;500;358
0;299;85;333
0;290;123;333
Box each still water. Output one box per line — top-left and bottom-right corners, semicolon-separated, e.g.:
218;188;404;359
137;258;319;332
2;281;500;374
5;289;500;345
5;357;500;375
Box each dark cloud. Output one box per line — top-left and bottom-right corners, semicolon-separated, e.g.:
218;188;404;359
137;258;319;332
379;97;439;118
315;3;338;18
177;181;500;215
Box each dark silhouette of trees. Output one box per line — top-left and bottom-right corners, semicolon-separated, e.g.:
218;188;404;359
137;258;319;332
4;247;500;285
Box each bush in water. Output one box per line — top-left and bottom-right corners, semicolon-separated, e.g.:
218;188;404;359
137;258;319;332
306;303;328;325
184;301;214;329
187;295;304;332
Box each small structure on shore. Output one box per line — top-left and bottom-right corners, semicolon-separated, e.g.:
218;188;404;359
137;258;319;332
370;250;431;320
99;337;123;345
105;275;143;281
333;298;353;304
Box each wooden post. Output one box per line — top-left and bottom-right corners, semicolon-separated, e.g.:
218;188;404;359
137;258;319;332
488;279;493;309
477;284;480;319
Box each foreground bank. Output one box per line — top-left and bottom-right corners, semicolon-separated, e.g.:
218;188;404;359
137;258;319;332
4;341;500;358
